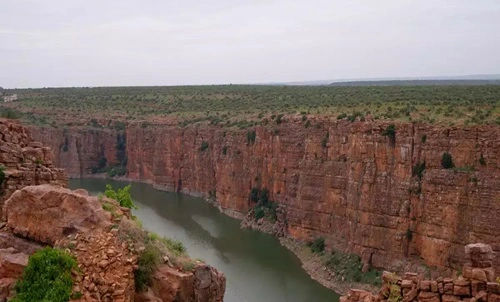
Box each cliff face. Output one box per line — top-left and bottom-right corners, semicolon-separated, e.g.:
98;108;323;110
29;120;500;273
0;119;67;214
0;120;225;301
29;127;118;177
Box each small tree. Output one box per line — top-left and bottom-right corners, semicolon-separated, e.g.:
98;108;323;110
441;152;454;169
105;184;137;209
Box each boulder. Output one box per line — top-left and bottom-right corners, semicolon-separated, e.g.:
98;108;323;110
3;185;111;244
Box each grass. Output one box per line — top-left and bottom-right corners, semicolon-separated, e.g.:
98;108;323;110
2;85;499;128
325;249;382;287
116;218;196;291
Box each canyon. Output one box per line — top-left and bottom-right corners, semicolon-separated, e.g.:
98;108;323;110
0;118;226;301
29;117;500;276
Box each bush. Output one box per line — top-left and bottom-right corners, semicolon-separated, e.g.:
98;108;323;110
97;156;107;169
308;237;326;253
246;130;256;144
421;134;427;143
105;184;137;209
479;153;486;166
412;161;426;179
250;187;260;202
254;206;265;221
0;165;5;186
12;247;77;302
382;124;396;141
135;244;161;291
441;152;454;169
222;146;227;155
406;229;413;241
199;141;209;152
325;249;382;286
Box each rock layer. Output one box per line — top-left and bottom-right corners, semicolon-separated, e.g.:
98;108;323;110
340;243;499;302
30;119;500;273
0;119;67;217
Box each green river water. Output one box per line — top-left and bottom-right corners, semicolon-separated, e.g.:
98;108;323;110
69;178;339;302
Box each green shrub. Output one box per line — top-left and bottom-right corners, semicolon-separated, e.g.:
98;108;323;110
12;247;77;302
199;141;209;152
105;184;137;209
382;124;396;141
98;156;107;169
246;130;256;144
412;161;426;179
421;134;427;143
441;152;454;169
250;187;260;202
135;244;161;291
62;137;69;152
0;165;5;186
325;249;382;286
275;114;284;124
254;206;265;221
406;229;413;241
308;237;325;253
479;153;486;166
160;237;187;256
386;283;402;302
222;146;227;155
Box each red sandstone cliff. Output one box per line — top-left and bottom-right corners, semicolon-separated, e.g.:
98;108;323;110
29;119;500;274
1;120;226;301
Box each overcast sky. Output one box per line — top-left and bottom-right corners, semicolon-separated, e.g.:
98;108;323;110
1;0;499;88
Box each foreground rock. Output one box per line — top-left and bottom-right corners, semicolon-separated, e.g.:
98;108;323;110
1;185;226;301
0;118;66;217
341;243;500;302
3;185;111;244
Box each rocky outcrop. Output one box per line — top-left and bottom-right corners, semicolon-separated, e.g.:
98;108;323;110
3;185;111;244
341;243;500;302
0;184;226;301
0;119;67;217
140;264;225;302
29;119;500;274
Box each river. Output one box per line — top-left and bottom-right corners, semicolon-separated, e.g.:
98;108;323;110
69;178;339;302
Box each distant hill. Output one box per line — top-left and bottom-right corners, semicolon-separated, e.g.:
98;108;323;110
328;79;500;86
276;74;500;86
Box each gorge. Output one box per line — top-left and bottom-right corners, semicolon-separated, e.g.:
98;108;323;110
30;118;500;279
69;178;340;302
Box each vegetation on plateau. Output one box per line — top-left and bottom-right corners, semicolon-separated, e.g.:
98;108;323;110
1;85;499;128
12;247;78;302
